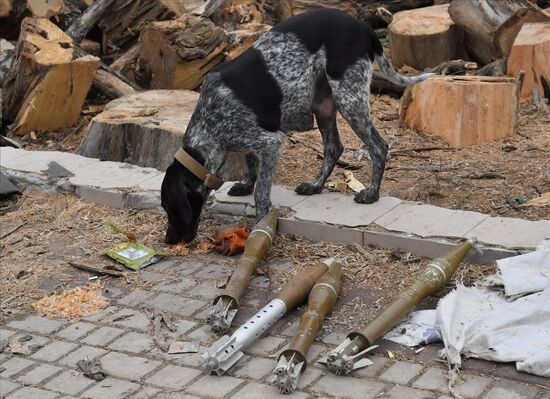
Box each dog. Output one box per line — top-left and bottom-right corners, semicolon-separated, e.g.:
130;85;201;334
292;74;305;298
161;9;433;244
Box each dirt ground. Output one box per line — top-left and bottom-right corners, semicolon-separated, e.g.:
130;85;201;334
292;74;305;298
19;96;550;221
0;191;495;330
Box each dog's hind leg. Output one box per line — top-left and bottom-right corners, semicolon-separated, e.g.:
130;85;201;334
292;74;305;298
252;133;284;222
296;75;342;195
328;60;388;204
228;152;258;196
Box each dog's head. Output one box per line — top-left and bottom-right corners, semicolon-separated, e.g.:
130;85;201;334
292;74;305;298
161;161;207;244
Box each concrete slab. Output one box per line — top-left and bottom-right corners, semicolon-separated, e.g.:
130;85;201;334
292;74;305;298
291;193;402;227
0;147;27;163
0;172;19;195
70;161;161;190
278;218;363;245
1;150;98;174
467;217;550;249
137;173;165;191
375;203;488;238
214;184;309;209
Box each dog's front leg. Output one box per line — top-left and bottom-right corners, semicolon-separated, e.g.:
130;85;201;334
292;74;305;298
253;135;284;222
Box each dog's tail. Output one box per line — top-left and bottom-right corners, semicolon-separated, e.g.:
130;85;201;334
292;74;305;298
375;52;435;86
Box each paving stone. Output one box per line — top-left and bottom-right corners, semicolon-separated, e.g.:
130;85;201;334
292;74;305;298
132;387;162;398
108;332;155;353
383;385;435;399
17;364;62;385
116;290;156;307
296;366;324;390
313;374;387;399
125;191;162;210
8;334;50;355
172;350;206;368
56;322;96;341
483;379;539;399
5;386;59;399
70;161;161;190
231;382;309;399
0;357;35;378
140;271;165;282
245;336;286;356
379;361;424;385
101;286;125;299
215;184;308;209
279;217;364;245
7;315;66;334
353;355;389;378
413;368;449;393
82;306;118;322
189;281;221;299
186;325;215;345
268;259;294;272
80;377;140;399
0;380;21;397
31;340;78;362
234;357;275;379
468;217;550;249
279;319;299;337
76;187;124;208
105;309;151;331
194;264;234;280
375;204;488;238
186;374;244;398
172;259;205;276
171;319;199;338
45;369;94;396
452;374;492;398
59;346;107;368
0;329;16;342
147;293;207;317
155;277;196;294
99;352;162;380
146;365;202;389
319;330;347;345
292;193;402;227
82;327;125;346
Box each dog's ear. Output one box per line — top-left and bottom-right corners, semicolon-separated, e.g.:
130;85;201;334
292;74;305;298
175;188;192;225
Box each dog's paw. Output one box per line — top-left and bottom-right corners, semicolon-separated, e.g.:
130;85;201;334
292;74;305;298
295;182;322;195
228;182;254;196
354;188;379;204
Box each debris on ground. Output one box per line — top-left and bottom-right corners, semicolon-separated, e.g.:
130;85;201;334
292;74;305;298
169;239;215;257
212;227;249;255
152;311;177;352
168;341;200;354
32;282;109;321
77;358;108;381
104;242;164;270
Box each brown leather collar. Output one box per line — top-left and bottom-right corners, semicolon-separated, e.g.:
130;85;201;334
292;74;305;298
174;148;224;190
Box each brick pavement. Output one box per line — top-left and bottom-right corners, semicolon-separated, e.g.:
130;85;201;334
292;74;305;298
1;254;548;399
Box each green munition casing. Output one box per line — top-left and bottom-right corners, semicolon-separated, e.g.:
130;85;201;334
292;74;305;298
203;260;331;376
207;209;278;334
324;238;476;375
271;260;343;393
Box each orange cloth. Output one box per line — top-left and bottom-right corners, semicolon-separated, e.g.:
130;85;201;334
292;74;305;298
212;227;249;255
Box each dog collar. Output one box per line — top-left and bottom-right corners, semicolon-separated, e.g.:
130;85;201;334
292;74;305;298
174;148;224;190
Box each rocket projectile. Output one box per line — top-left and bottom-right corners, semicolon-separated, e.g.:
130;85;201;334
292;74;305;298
322;238;476;375
269;261;343;393
207;209;278;334
202;259;334;376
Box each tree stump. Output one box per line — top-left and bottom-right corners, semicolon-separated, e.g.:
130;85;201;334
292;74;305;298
449;0;550;65
287;0;360;18
27;0;65;18
2;18;99;136
98;0;186;55
507;22;550;100
399;75;524;148
137;15;227;90
389;5;463;70
78;90;244;179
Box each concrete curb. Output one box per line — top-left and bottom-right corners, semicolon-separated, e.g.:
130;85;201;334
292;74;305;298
2;147;548;264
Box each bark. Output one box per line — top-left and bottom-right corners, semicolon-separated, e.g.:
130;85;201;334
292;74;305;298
137;15;227;90
389;4;464;69
66;0;116;43
399;74;523;147
110;44;140;81
2;18;99;135
448;0;550;64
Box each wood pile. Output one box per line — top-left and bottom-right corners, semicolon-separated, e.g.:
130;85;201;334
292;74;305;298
1;0;549;158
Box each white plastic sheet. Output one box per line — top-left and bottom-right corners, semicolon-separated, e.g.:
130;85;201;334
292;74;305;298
495;247;550;297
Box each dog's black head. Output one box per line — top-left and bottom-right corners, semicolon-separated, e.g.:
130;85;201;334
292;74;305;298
161;160;207;244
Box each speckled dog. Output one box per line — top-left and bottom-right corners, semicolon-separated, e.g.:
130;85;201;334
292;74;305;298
161;9;433;244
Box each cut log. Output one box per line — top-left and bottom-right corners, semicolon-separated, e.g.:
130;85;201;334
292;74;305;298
81;38;100;55
110;44;140;81
448;0;550;65
389;4;464;70
2;18;99;136
66;0;115;43
78;90;245;179
27;0;65;18
399;74;524;147
287;0;360;19
98;0;187;55
211;0;276;29
358;0;435;28
93;69;136;98
137;15;227;90
507;22;550;99
225;23;271;60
